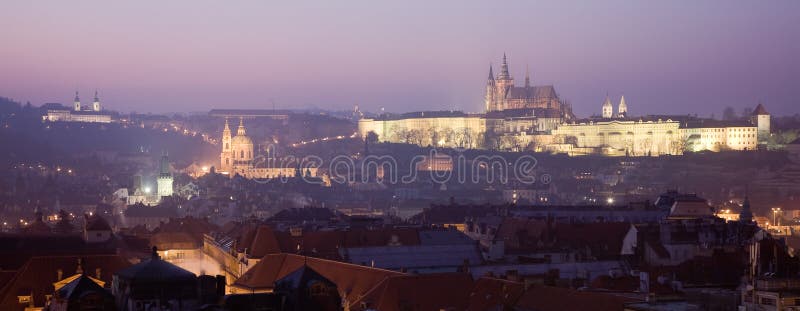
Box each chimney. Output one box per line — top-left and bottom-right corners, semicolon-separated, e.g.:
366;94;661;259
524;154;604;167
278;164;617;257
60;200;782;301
57;269;63;281
95;268;101;279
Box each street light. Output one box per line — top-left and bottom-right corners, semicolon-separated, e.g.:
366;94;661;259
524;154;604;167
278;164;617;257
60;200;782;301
772;208;782;227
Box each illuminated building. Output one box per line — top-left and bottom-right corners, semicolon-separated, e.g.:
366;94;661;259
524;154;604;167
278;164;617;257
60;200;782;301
218;119;318;178
157;152;174;198
43;91;112;123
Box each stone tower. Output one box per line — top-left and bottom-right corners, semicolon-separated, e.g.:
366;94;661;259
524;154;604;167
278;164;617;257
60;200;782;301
73;91;81;111
220;118;233;173
484;65;496;111
602;95;613;118
92;90;101;112
494;53;514;111
750;103;770;144
157;152;173;198
617;95;627;118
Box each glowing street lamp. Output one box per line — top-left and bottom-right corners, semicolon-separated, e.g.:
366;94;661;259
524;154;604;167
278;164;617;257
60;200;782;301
772;208;782;226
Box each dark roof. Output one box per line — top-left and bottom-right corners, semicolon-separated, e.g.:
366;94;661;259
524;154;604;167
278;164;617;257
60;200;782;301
0;255;130;310
55;274;113;300
752;103;769;115
372;110;474;121
350;273;474;311
84;215;112;231
114;249;195;282
505;85;558;100
514;284;637;311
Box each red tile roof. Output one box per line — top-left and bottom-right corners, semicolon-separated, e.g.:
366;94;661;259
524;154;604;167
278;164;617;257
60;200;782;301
350;273;474;311
514;285;637;311
0;254;130;311
466;277;525;311
232;253;403;306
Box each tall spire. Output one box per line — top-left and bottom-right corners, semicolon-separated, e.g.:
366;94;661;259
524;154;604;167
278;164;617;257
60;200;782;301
499;53;511;79
524;64;531;88
74;91;80;102
223;118;231;133
93;90;99;102
487;64;494;81
618;95;627;117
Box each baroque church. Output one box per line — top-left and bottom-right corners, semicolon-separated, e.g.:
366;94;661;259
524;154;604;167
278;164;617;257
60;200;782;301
219;118;318;179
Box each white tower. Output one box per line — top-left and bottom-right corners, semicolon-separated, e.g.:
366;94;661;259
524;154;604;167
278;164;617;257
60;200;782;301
92;90;101;111
602;95;613;118
617;95;627;118
220;118;233;172
751;103;770;143
157;152;173;197
73;91;81;111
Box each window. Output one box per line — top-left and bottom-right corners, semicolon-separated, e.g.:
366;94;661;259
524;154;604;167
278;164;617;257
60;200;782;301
240;150;244;158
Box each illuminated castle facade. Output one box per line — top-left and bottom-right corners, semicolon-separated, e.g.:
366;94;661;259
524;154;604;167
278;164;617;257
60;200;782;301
357;54;771;156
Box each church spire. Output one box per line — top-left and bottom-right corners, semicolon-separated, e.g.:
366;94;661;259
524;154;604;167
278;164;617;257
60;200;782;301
488;65;494;81
499;53;511;79
524;64;531;88
93;90;99;102
73;91;81;112
74;91;80;102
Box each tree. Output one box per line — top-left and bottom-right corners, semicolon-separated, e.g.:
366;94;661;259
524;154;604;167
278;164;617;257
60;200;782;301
722;106;737;121
365;131;379;145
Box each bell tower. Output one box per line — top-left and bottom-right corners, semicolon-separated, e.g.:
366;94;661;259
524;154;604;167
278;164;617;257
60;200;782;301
92;90;101;111
220;118;233;172
73;91;81;111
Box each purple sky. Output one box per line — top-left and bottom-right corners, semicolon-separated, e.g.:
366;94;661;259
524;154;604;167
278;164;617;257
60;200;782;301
1;1;798;117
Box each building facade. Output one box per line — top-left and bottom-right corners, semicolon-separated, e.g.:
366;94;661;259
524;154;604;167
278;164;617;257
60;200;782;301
43;91;112;123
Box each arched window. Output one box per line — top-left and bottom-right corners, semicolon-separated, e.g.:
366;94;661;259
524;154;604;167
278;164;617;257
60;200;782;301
240;150;244;158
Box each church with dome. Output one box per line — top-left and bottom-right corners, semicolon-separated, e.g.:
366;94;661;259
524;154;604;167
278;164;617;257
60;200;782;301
219;118;317;179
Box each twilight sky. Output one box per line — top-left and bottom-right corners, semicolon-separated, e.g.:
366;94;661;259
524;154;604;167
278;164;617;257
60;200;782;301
1;1;798;117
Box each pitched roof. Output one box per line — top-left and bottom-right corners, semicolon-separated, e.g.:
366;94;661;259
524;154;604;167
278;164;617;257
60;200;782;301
0;255;130;310
514;285;636;311
506;86;558;100
350;273;474;311
114;250;195;283
752;103;769;115
84;215;112;231
55;274;113;301
466;277;525;311
232;253;403;305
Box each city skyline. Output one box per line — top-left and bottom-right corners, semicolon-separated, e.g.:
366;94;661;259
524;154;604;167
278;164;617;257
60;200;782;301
1;1;799;116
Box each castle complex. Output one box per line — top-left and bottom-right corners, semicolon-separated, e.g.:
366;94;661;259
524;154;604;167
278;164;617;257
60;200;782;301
358;54;771;156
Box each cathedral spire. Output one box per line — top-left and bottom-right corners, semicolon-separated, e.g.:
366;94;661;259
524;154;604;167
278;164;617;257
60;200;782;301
488;65;494;81
93;90;99;102
524;64;531;88
499;53;511;79
74;91;80;102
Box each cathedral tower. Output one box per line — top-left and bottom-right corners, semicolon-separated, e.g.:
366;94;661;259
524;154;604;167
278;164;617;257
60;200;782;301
92;90;101;112
73;91;81;111
494;53;514;111
484;65;496;111
617;95;627;118
602;95;613;118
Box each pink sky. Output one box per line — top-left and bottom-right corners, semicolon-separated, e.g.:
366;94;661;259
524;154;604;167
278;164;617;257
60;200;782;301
1;1;798;117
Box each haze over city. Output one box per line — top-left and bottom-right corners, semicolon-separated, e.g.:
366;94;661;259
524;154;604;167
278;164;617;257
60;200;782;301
3;2;800;310
1;0;798;116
